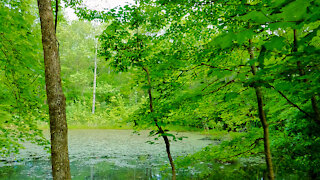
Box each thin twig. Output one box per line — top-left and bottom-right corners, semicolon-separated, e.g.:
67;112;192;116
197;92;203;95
206;80;235;95
202;79;220;91
55;0;59;33
201;63;233;71
222;138;264;159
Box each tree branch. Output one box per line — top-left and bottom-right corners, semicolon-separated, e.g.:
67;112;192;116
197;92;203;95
269;84;312;118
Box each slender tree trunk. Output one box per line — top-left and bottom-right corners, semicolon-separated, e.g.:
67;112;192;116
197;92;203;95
248;39;275;180
92;41;98;114
311;95;320;122
293;29;320;124
143;67;176;180
37;0;71;179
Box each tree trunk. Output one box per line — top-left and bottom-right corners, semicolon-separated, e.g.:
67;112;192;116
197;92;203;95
311;95;320;123
293;29;320;125
37;0;71;179
248;39;275;180
92;40;98;114
143;67;176;180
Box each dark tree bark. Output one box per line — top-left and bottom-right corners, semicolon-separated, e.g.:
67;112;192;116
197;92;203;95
248;39;275;180
143;67;176;180
37;0;71;179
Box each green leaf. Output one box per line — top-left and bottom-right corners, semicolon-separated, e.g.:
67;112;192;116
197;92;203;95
236;29;255;45
240;11;270;24
224;92;239;101
264;36;286;51
210;33;235;49
279;0;310;21
268;21;297;30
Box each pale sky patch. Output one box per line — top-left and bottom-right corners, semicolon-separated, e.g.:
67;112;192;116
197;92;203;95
64;0;136;21
83;0;135;11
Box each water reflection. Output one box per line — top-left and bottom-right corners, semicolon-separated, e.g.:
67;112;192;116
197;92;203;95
0;156;308;180
0;130;211;179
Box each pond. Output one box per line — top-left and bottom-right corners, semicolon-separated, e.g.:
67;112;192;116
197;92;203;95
0;129;214;179
0;129;307;179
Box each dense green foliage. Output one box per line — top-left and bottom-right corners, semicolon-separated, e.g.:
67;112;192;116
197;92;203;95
1;0;320;179
0;0;49;156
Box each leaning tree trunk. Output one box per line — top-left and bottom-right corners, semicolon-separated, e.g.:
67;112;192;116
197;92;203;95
37;0;71;179
143;67;176;180
248;39;275;180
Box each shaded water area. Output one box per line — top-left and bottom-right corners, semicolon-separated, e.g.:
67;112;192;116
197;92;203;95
0;130;307;179
0;129;213;179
